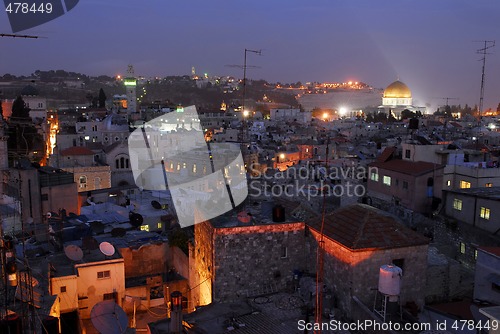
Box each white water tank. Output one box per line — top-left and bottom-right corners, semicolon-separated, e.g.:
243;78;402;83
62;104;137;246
378;265;402;296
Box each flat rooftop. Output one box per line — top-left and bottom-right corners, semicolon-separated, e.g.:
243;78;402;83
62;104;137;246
444;186;500;200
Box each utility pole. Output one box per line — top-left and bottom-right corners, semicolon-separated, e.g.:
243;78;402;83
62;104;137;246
315;137;330;334
475;40;495;118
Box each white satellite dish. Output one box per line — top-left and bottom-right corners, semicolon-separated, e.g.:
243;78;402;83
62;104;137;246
64;245;84;262
99;242;115;257
91;300;128;334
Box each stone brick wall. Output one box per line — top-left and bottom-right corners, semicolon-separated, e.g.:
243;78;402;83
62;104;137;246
425;247;462;304
207;222;307;302
309;229;428;319
118;242;169;278
189;221;215;309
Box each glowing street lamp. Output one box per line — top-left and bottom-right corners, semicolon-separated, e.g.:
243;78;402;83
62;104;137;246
339;107;347;116
243;110;249;117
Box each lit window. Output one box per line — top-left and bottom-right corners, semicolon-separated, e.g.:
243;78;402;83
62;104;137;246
474;249;478;260
486;183;493;187
182;162;187;169
176;164;180;171
97;271;110;279
79;176;87;188
480;207;490;220
460;181;471;189
453;198;462;211
447;180;451;187
157;222;163;229
192;164;197;173
170;163;174;170
370;172;379;182
383;176;391;186
60;286;67;293
140;225;149;232
460;242;466;254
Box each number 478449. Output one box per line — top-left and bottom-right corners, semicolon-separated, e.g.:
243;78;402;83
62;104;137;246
5;2;53;14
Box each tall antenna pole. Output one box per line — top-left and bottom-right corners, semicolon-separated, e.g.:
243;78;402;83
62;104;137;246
240;48;261;146
475;40;495;118
315;137;330;334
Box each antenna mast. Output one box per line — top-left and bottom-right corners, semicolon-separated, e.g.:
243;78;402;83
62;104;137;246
475;40;495;118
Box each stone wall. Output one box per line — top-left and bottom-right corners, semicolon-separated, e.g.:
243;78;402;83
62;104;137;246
211;222;307;302
189;221;215;309
309;229;428;319
118;242;170;278
425;247;462;304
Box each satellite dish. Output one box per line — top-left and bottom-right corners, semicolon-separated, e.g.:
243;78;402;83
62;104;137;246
99;242;115;257
129;212;144;228
111;228;126;238
90;301;128;334
151;200;162;210
64;245;84;262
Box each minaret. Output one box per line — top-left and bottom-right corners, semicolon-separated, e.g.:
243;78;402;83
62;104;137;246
124;65;137;113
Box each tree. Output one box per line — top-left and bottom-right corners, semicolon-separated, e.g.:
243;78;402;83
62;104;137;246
8;96;43;159
401;109;415;120
98;88;107;108
11;96;30;119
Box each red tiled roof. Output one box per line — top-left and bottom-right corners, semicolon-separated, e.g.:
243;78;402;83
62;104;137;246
376;146;396;162
307;204;429;250
369;159;444;176
60;146;95;156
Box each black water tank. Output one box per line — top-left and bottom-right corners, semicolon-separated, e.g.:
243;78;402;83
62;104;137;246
41;316;59;334
272;205;285;222
409;118;419;129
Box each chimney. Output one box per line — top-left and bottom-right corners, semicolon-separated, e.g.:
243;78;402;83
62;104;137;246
170;291;183;333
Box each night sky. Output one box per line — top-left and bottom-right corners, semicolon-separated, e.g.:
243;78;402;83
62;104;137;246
1;0;500;109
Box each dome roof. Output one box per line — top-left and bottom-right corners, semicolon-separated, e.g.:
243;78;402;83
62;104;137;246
21;85;39;96
383;80;411;98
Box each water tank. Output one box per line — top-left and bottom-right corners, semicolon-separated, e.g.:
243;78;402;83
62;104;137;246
378;265;402;296
272;205;285;222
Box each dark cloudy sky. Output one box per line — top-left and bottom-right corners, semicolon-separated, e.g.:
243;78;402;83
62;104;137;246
1;0;500;109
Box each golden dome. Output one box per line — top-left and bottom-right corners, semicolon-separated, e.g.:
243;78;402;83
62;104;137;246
383;80;412;98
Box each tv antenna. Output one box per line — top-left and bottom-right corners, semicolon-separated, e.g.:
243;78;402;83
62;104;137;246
435;97;459;107
0;33;42;39
475;40;495;118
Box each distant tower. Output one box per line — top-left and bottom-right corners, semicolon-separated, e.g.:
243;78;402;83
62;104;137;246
191;66;196;76
124;65;137;113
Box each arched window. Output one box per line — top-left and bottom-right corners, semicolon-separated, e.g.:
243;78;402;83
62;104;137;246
120;157;125;169
115;159;120;169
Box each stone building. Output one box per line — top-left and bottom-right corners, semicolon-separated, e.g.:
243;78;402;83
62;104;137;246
307;204;429;319
190;200;308;307
367;147;444;214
